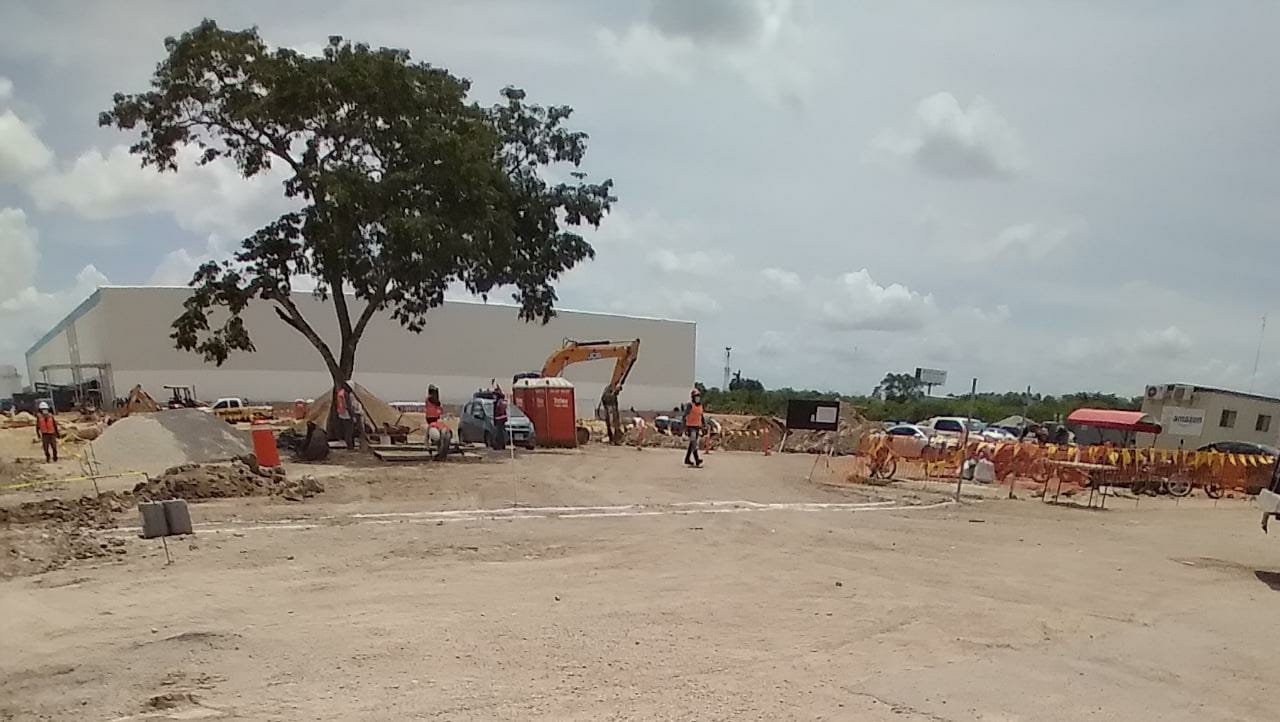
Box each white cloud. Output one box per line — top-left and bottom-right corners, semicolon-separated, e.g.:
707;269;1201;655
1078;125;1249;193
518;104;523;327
0;207;108;370
1134;325;1194;357
821;269;936;332
148;235;233;286
873;92;1026;179
614;288;721;320
598;0;813;103
0;208;39;303
0;77;13;102
982;222;1076;259
648;247;731;275
760;267;802;291
0;109;54;182
28;144;296;239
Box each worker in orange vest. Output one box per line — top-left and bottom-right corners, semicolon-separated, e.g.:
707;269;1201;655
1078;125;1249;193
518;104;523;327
682;389;704;468
424;384;451;460
334;383;356;449
35;401;59;463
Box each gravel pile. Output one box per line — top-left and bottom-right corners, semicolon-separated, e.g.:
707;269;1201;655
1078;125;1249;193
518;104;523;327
88;409;253;476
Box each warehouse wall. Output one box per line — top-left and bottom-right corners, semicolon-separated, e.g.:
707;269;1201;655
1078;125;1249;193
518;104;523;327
35;287;695;414
24;290;109;388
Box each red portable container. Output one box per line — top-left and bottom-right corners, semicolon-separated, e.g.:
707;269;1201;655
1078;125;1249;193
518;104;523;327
513;377;578;448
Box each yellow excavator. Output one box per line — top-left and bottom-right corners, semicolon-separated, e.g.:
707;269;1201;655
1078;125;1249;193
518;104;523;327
516;338;640;445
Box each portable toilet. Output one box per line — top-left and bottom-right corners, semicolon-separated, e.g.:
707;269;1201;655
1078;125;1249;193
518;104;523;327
513;377;578;448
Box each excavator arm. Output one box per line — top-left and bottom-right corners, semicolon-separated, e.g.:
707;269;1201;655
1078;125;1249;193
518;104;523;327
539;339;641;393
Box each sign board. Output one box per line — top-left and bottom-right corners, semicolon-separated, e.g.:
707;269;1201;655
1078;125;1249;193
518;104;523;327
785;399;841;432
1159;406;1205;436
915;367;947;386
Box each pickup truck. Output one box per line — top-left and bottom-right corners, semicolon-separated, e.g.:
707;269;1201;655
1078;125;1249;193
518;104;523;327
207;397;275;423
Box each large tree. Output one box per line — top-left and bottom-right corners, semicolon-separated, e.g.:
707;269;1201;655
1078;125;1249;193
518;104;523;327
101;20;614;406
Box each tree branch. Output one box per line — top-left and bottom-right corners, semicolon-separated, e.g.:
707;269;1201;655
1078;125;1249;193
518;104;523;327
274;293;341;376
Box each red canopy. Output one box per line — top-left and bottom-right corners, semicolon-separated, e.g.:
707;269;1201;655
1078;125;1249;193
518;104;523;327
1066;408;1162;434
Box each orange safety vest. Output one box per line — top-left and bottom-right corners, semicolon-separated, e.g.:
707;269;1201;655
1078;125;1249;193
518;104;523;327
686;404;704;429
37;414;56;435
335;388;348;416
425;400;443;423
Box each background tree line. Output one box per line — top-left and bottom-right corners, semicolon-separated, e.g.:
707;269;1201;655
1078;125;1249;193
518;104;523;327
697;372;1140;423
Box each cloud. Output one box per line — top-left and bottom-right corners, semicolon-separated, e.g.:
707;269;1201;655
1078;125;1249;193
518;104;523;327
1134;325;1194;357
28;144;296;239
648;247;732;275
598;0;812;103
873;92;1026;179
760;267;802;291
0;77;12;102
649;0;772;45
0;207;108;371
0;109;54;182
821;269;936;332
148;235;234;286
982;221;1079;259
614;288;721;320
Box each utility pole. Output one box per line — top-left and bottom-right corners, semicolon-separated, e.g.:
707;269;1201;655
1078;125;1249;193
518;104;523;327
723;347;732;390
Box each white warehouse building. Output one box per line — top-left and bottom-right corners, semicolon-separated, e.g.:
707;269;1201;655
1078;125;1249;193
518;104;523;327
26;287;696;415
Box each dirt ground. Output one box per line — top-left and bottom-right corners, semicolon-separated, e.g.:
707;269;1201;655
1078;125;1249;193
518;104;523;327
3;445;1279;721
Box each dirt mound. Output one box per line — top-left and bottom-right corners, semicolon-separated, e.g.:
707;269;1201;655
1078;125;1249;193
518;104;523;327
0;489;130;527
88;409;252;476
4;411;36;428
717;416;786;452
783;403;873;455
133;458;323;503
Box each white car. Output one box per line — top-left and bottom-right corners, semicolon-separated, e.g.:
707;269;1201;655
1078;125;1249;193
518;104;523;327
981;427;1018;442
918;417;983;437
883;424;931;458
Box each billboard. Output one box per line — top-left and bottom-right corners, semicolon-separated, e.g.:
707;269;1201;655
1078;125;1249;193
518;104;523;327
915;367;947;386
1160;406;1205;436
785;399;841;432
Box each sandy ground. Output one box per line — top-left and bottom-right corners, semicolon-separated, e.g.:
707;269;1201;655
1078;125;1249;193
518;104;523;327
3;445;1279;721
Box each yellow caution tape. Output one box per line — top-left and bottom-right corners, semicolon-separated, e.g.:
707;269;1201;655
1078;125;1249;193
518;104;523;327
0;470;147;492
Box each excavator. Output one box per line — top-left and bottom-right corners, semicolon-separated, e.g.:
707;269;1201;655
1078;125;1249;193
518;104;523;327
515;338;640;445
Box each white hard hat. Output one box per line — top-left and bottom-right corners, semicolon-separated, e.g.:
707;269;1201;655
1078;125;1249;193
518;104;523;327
37;401;50;411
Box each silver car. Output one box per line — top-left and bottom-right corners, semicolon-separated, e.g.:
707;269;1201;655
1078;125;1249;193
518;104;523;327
458;397;537;450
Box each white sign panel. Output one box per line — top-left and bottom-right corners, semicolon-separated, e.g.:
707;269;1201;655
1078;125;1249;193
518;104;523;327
915;367;947;386
1160;406;1205;436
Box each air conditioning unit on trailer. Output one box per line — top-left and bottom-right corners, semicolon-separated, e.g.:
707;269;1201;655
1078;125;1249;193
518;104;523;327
1145;385;1161;400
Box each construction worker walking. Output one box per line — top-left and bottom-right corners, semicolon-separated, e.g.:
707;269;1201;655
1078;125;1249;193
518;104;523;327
682;389;704;468
35;401;59;463
492;383;509;451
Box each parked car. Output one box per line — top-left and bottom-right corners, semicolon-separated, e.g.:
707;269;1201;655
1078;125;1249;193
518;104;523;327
981;426;1018;442
918;416;985;438
1198;441;1280;457
883;424;931;458
458;397;536;449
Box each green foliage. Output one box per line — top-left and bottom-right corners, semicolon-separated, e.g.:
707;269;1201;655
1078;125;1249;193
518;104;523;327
701;385;1139;423
874;372;923;403
727;371;764;392
101;20;614;381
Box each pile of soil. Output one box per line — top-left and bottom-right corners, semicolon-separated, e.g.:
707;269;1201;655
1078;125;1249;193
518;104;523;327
717;416;787;452
133;458;323;503
0;489;130;527
88;409;252;476
3;411;36;428
783;403;874;456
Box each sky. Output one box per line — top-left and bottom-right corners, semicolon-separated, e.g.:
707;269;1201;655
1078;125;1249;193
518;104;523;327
1;0;1278;398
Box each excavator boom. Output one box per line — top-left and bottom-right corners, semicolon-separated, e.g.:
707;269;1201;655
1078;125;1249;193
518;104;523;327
539;339;641;392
